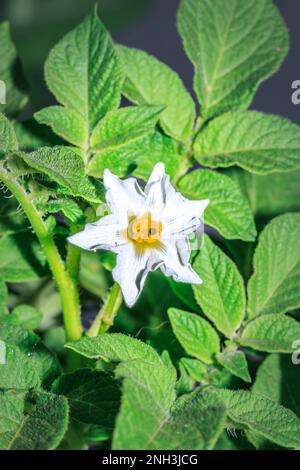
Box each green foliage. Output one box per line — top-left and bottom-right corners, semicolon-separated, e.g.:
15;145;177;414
179;169;257;241
239;314;300;353
177;0;288;119
248;213;300;317
0;22;28;117
0;113;18;155
168;308;220;364
117;45;196;143
195;112;300;174
0;0;299;452
193;235;246;337
216;349;251;383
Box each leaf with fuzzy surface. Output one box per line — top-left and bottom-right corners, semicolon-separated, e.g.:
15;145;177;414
216;350;251;383
117;45;195;143
177;0;288;119
0;113;18;155
114;377;225;450
90;105;163;151
248;213;300;317
0;391;68;450
0;22;28;118
193;235;246;337
52;369;121;429
168;308;220;364
195;112;300;174
239;314;300;353
216;389;300;449
45;12;122;141
0;324;61;389
88;130;181;181
0;343;41;390
35;106;87;149
178;169;256;241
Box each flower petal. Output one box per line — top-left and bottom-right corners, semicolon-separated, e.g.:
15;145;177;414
68;214;127;252
104;169;145;220
144;162;166;213
162;199;209;238
112;243;161;307
158;240;202;285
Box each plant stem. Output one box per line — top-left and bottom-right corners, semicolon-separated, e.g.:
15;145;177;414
66;243;81;285
88;282;123;336
0;169;82;342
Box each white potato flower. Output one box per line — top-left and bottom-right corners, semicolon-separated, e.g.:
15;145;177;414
69;163;209;307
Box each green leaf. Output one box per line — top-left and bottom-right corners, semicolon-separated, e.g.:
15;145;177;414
2;305;42;330
0;278;7;314
195;112;300;174
0;324;61;389
0;22;28;117
239;314;300;353
35;106;87;149
228;168;300;218
66;332;161;364
168;308;220;364
193;235;246;337
45;12;122;145
15;119;64;151
0;343;41;390
216;350;251;383
180;357;207;382
18;146;84;192
90;105;163;151
217;389;300;449
178;169;256;241
253;354;300;418
0;234;47;282
113;362;225;450
88;129;181;181
177;0;288;119
117;45;195;143
168;278;201;313
248;213;300;317
0;113;18;155
52;369;121;429
0;390;68;450
36;198;84;225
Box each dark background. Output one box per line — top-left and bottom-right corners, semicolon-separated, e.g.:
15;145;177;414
0;0;299;123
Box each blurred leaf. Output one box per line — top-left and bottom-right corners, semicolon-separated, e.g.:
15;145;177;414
0;278;7;314
227;168;300;218
180;357;207;382
0;234;47;282
15;119;64;150
0;342;41;390
0;22;28;117
1;304;42;330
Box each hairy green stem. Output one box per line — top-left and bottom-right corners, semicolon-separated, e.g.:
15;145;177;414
88;282;123;336
0;169;83;342
66;243;81;284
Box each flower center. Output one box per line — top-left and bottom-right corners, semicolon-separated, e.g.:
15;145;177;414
128;213;163;244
